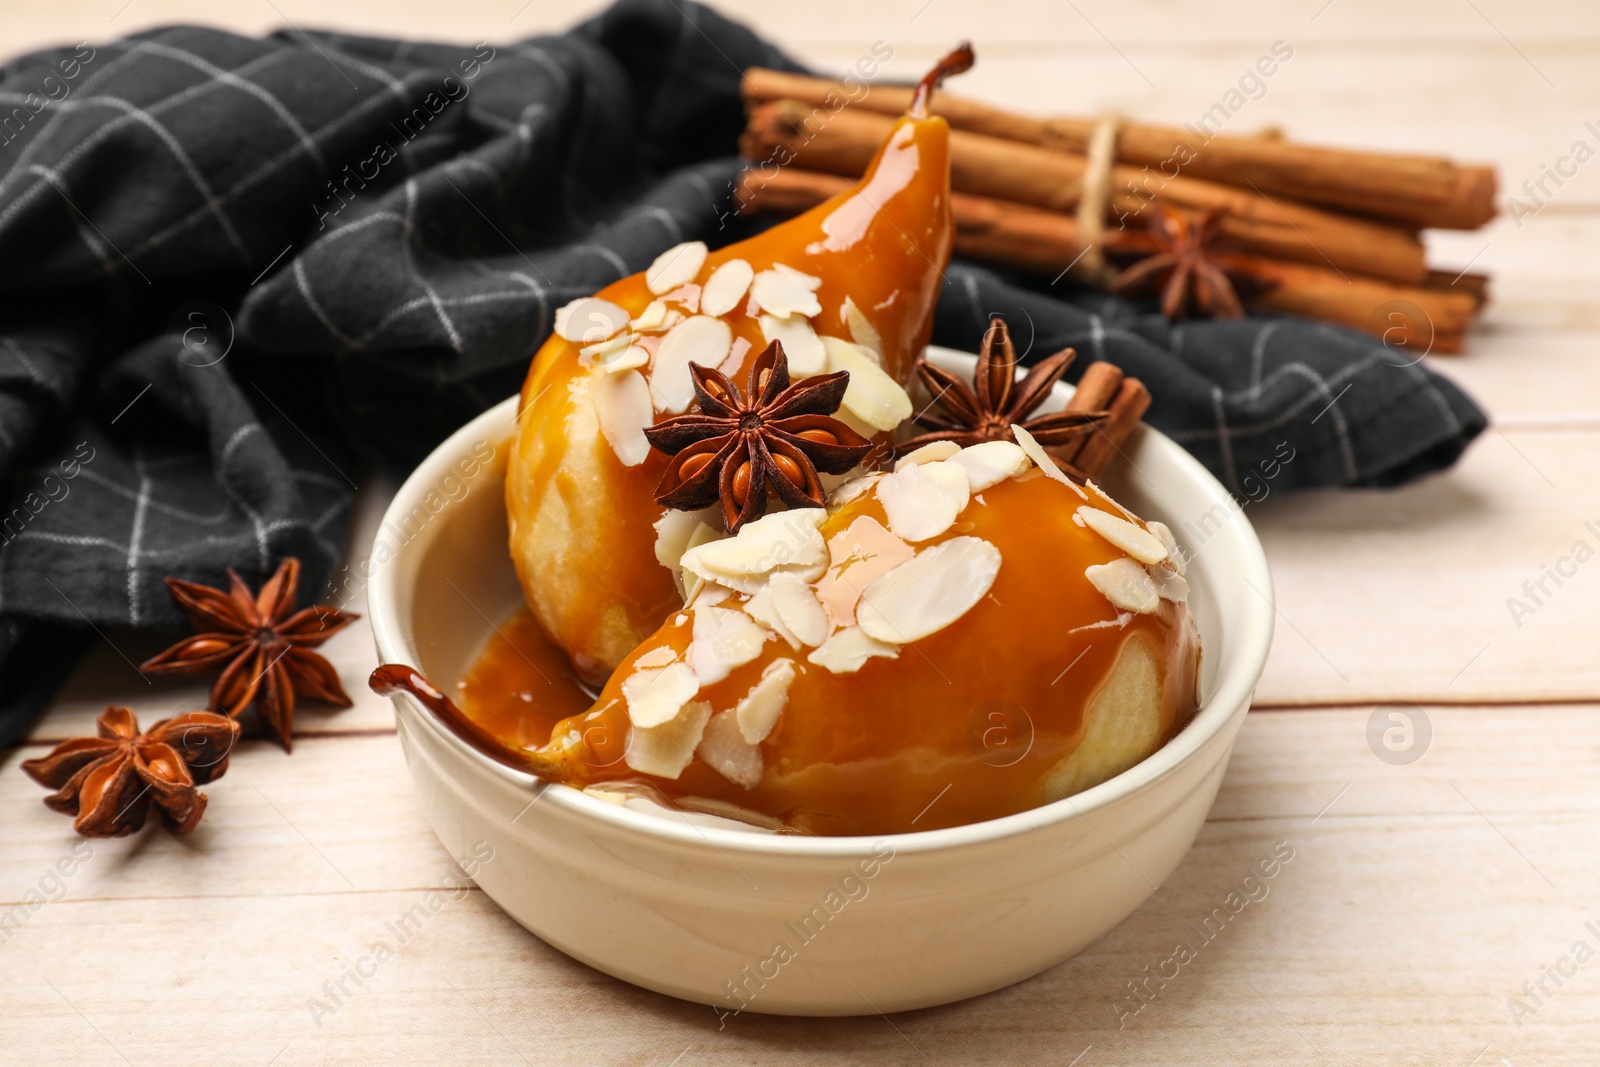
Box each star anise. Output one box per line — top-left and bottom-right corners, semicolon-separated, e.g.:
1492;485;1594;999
896;316;1106;455
644;340;874;532
1108;203;1275;320
140;558;358;751
20;705;240;837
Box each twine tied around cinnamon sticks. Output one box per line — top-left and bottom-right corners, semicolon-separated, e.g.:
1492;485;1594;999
1074;113;1124;287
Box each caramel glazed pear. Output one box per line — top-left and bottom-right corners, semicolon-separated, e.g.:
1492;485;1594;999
375;44;1202;836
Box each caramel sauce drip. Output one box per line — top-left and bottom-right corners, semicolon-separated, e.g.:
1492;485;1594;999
371;662;577;783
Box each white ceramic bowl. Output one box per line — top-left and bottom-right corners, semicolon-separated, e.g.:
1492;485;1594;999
368;346;1274;1017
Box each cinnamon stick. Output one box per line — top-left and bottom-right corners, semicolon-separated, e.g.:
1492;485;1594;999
1249;259;1475;354
743;100;1428;284
1055;362;1126;466
735;168;1477;353
1424;269;1490;307
1038;117;1496;229
741;68;1496;230
1074;377;1153;480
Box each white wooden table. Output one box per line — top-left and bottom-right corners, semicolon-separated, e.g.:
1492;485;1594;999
4;2;1598;1063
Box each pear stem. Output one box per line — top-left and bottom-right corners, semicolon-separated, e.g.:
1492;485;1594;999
910;41;976;119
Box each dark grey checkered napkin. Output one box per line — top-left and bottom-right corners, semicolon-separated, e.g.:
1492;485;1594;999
0;0;1484;746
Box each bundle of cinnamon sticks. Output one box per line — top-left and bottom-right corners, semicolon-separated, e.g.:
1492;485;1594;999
737;68;1495;353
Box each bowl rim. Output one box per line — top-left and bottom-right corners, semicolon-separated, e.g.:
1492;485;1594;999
368;346;1274;859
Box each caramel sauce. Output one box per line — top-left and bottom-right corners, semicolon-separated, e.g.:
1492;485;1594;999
455;609;595;748
506;110;954;683
464;472;1199;837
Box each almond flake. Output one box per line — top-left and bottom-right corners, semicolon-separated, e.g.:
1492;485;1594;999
818;472;856;496
663;286;700;314
653;506;717;572
652;315;733;413
894;440;961;470
622;661;700;728
1145;521;1185;575
1084;558;1160;614
630;300;669;331
807;626;899;674
1077;506;1168;564
701;258;754;317
877;461;970;543
697;709;764;788
735;658;795;743
578;331;639;368
1149;564;1189;603
594;369;654;466
679;508;829;594
678;522;722;597
743;586;800;649
687;580;736;610
814;515;915;627
1012;425;1088;499
752;269;822;319
820;336;910;431
842;295;883;359
760;314;826;376
608;345;651;373
949;440;1030;491
690;605;769;685
646;241;708;296
772;262;822;290
634;646;680;669
769;572;829;647
624;699;711;778
555;297;629;345
827;473;882;509
857;536;1002;644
